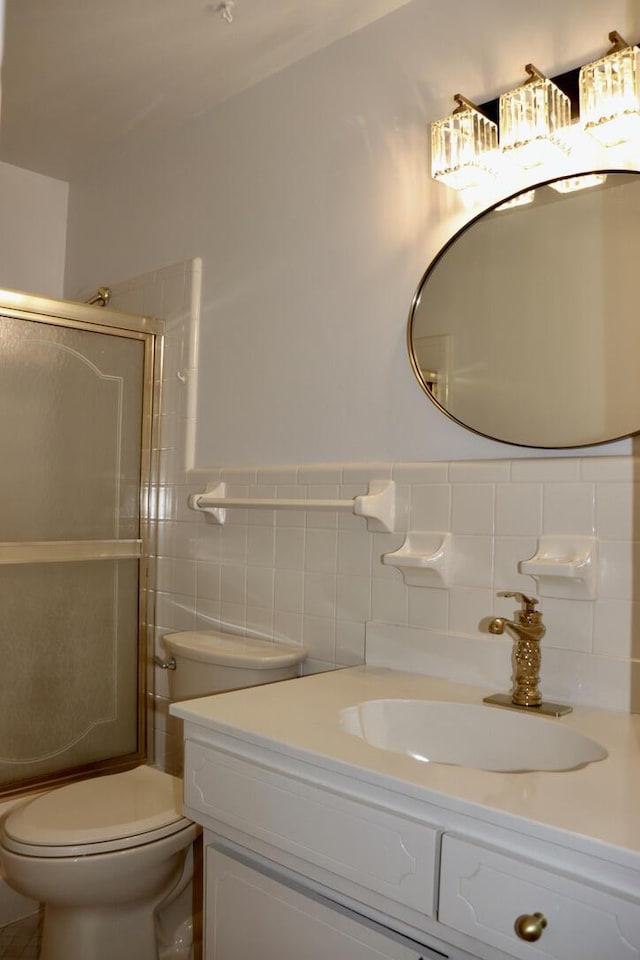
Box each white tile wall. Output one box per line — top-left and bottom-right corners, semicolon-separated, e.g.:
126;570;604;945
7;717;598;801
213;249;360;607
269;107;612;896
171;456;640;711
111;259;640;775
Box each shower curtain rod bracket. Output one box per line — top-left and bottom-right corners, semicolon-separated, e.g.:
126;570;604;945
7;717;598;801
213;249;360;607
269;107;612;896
85;286;111;307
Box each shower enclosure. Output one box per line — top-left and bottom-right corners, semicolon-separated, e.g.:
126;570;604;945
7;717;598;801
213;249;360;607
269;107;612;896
0;289;162;797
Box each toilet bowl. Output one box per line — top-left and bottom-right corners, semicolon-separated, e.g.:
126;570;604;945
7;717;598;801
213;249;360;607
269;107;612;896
0;630;306;960
0;765;198;960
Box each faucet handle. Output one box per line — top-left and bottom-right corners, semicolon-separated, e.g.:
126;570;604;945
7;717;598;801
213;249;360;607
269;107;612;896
497;591;539;616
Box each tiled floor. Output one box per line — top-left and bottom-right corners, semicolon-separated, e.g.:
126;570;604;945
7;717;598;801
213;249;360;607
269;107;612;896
0;911;42;959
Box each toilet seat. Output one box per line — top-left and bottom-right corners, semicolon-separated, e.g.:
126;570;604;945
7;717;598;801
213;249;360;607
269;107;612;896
1;765;191;858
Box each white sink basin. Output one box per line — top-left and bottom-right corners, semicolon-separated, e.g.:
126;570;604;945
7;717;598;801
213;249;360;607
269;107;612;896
339;699;607;772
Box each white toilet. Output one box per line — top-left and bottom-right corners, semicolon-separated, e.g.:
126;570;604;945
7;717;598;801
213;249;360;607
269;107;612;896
163;629;308;701
0;631;306;960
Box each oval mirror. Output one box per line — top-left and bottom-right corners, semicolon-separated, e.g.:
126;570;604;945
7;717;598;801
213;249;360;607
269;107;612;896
408;170;640;448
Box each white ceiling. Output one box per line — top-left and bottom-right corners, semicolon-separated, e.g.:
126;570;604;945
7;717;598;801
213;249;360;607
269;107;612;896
0;0;411;182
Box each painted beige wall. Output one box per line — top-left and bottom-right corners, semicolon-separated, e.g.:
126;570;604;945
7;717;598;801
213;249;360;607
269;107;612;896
62;0;640;465
0;161;68;297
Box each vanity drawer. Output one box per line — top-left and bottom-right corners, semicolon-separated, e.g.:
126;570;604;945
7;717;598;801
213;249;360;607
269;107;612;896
183;740;439;926
438;834;640;960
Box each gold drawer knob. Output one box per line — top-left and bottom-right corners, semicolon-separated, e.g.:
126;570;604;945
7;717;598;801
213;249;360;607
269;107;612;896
514;912;548;942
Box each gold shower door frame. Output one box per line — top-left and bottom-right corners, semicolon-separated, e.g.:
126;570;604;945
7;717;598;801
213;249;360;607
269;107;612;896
0;289;163;799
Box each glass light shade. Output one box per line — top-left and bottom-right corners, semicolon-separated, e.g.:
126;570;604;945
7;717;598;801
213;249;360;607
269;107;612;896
499;72;571;169
548;173;608;194
431;104;498;190
495;189;536;211
580;43;640;146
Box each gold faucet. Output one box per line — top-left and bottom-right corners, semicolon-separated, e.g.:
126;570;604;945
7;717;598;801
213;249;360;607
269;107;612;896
483;591;572;717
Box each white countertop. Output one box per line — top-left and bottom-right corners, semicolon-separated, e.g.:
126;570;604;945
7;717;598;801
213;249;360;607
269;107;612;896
171;666;640;869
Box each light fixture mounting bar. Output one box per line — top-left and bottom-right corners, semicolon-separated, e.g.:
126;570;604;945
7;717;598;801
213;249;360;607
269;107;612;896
452;94;487;116
476;36;640;124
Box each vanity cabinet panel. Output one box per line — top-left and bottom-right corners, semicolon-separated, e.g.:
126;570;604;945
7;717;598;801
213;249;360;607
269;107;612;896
205;845;436;960
438;834;640;960
184;740;440;927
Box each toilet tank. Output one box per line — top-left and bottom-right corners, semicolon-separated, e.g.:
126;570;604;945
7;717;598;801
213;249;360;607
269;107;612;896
162;630;307;701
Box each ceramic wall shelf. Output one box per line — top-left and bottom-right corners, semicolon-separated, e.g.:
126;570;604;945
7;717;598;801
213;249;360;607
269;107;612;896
382;532;451;587
519;535;598;599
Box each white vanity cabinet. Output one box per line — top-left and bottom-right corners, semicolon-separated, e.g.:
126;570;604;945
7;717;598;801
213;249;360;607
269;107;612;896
183;737;481;959
183;739;441;934
173;668;640;960
439;834;640;960
206;844;439;960
182;732;640;960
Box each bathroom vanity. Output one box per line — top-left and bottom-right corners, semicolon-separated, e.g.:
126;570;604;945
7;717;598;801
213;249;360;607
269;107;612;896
172;667;640;960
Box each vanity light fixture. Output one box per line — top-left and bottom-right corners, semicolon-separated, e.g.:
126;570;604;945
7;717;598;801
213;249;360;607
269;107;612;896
495;189;536;211
430;94;499;190
580;31;640;147
430;29;639;191
548;172;608;194
499;64;571;168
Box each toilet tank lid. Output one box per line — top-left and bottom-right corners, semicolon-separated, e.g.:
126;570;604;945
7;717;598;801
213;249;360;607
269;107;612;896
163;630;307;668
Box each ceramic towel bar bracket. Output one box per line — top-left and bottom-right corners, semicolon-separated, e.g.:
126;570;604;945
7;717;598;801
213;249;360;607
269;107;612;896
188;479;398;532
382;532;451;587
518;535;598;599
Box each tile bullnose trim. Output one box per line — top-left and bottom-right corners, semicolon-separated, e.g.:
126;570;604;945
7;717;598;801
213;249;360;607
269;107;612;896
187;455;634;482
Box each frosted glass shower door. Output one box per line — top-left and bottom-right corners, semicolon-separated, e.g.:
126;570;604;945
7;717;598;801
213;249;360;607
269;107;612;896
0;313;152;792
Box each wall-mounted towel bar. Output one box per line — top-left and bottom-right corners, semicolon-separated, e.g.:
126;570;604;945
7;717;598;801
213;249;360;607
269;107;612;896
189;479;397;532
